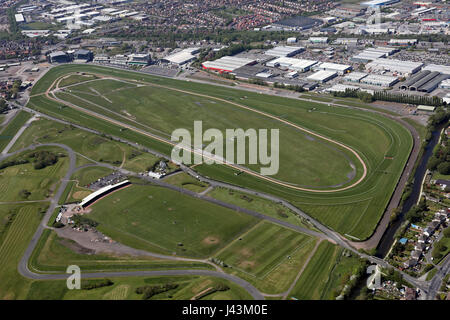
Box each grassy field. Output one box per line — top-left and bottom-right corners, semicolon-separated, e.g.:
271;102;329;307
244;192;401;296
88;184;259;258
289;241;339;300
29;229;212;273
0;147;69;202
0;111;31;152
0;205;43;299
215;221;318;293
26;275;253;300
10;118;159;172
208;187;315;230
28;64;413;241
163;172;209;193
54;78;361;189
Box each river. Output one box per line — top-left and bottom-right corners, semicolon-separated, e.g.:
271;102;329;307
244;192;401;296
376;125;443;258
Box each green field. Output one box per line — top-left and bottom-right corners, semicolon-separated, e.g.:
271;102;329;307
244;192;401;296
163;172;209;193
10;118;159;172
289;241;339;300
27;64;413;240
208;187;314;230
26;275;253;300
0;205;43;299
29;229;212;273
215;221;318;293
0;147;69;202
0;111;31;152
88;184;258;258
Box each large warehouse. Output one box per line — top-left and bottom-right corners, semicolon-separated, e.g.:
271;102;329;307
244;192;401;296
163;48;200;65
400;70;450;93
307;70;337;83
351;47;398;63
423;64;450;75
344;72;368;83
202;56;256;73
313;62;352;75
361;0;400;7
266;57;318;72
366;58;423;76
265;46;304;57
360;74;399;87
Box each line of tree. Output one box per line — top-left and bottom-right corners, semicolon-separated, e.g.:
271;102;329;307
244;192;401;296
373;91;443;107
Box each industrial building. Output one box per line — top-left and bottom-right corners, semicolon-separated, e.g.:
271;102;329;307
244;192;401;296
344;72;368;83
73;49;93;62
265;46;304;57
351;47;398;63
231;65;269;80
389;39;418;46
15;14;25;23
326;84;360;93
163;48;200;65
400;70;450;93
48;51;70;63
127;53;151;66
202;56;256;73
440;79;450;90
308;37;328;44
423;64;450;75
360;74;399;87
365;58;423;76
361;0;400;7
265;57;317;72
307;70;337;83
313;62;352;75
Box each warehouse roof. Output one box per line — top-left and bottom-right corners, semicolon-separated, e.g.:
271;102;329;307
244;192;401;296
202;56;255;72
344;72;368;81
315;62;351;71
164;50;196;65
265;46;304;57
366;58;423;74
307;70;337;82
423;64;450;76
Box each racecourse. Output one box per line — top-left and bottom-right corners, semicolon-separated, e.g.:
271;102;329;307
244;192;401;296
27;64;413;240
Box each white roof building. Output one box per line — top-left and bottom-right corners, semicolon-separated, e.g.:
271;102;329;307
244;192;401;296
265;46;304;57
366;58;423;75
202;56;255;72
361;74;399;87
15;14;25;23
266;57;317;72
307;70;337;83
164;48;198;65
313;62;352;75
344;72;368;82
423;64;450;76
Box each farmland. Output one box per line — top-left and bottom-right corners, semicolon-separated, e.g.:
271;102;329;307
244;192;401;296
27;64;413;240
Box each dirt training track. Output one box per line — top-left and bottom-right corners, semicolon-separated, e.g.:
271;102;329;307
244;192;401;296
39;71;368;193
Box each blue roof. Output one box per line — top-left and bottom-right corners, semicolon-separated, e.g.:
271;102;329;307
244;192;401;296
399;238;408;244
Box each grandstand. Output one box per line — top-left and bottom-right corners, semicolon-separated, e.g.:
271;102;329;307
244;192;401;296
79;180;131;208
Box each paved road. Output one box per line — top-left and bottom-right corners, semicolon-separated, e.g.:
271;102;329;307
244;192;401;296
426;254;450;300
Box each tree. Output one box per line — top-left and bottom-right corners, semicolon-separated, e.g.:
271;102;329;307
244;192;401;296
437;162;450;175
